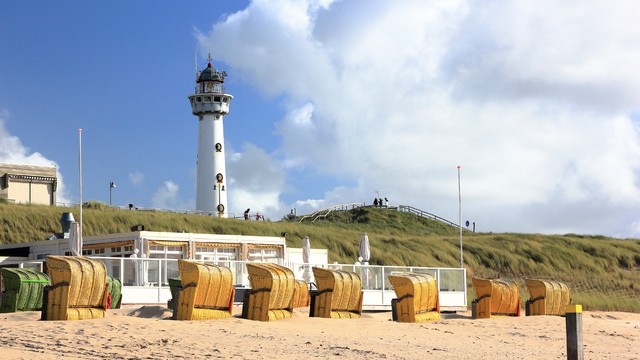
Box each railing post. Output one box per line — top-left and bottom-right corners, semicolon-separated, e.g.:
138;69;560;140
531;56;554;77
120;258;124;283
566;305;583;360
157;259;162;302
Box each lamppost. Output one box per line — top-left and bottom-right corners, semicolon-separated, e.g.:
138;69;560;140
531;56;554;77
213;173;225;217
457;165;463;268
109;181;116;206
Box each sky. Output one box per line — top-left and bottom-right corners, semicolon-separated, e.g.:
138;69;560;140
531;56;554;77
1;0;639;238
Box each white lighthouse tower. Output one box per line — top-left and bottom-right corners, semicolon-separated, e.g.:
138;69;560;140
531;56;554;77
189;54;233;217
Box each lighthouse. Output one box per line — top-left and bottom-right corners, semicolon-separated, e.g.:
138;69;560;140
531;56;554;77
189;54;233;217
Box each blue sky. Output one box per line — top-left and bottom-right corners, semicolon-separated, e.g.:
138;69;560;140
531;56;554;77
2;1;640;238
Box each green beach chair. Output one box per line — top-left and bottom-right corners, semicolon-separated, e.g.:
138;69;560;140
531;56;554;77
0;267;50;313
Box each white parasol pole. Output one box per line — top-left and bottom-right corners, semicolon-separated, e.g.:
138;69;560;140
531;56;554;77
78;128;83;253
457;165;463;268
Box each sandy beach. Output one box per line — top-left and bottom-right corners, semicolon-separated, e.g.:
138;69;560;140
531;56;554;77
1;306;638;359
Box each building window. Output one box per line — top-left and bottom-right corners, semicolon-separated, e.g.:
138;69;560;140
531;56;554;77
248;248;280;262
148;244;184;286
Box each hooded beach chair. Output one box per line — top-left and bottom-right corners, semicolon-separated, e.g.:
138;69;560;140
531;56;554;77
292;279;310;308
471;277;521;319
172;259;234;320
241;263;296;321
309;267;363;319
389;272;440;322
41;256;109;321
106;275;123;309
524;278;571;316
0;268;50;313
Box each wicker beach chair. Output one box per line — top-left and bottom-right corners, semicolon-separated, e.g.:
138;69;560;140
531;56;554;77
0;268;50;313
41;256;109;321
167;277;182;310
471;277;521;319
524;279;571;316
106;276;122;309
292;279;310;308
389;272;440;322
172;259;235;320
309;267;363;319
242;263;296;321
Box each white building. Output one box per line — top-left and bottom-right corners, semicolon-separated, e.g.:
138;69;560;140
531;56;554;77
0;163;57;206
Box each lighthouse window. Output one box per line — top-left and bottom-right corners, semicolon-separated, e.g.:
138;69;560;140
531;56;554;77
196;96;202;102
214;96;221;102
205;96;211;102
222;98;228;103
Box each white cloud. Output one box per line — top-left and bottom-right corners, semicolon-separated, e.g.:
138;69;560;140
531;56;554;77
227;143;285;219
151;181;183;209
0;111;71;204
129;171;144;186
199;0;640;237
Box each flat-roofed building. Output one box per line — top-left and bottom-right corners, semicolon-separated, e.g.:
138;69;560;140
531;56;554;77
0;163;57;205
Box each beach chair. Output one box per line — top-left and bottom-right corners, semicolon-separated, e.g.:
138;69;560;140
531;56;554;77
167;277;182;310
41;256;109;321
524;279;571;316
389;272;440;322
292;279;310;308
172;259;235;320
106;276;122;309
471;277;521;319
0;268;50;313
241;263;296;321
309;267;363;319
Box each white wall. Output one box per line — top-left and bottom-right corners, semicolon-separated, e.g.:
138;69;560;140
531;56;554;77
285;247;328;265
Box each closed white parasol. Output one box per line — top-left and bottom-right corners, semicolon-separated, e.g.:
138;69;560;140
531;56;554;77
69;221;82;256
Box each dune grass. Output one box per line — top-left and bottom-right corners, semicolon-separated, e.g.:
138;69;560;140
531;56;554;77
1;203;638;312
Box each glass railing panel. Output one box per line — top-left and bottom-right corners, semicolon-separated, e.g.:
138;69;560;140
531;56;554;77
438;268;466;291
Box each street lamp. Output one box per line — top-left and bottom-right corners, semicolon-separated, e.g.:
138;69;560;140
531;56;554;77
457;166;463;268
109;181;116;206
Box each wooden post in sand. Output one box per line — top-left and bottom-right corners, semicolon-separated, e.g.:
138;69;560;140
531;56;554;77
565;304;583;360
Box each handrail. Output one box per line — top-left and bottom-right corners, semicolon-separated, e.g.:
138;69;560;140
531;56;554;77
298;203;463;230
298;203;365;223
396;205;462;228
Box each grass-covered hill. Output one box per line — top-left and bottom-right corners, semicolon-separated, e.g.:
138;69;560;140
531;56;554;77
1;202;639;312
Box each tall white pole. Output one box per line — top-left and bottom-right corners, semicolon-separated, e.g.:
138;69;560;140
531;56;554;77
457;165;463;268
78;128;83;244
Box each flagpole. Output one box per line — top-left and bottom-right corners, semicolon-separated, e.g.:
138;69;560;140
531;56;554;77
78;128;83;252
457;165;463;268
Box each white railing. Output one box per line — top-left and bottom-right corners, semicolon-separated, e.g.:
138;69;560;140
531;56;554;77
7;257;467;311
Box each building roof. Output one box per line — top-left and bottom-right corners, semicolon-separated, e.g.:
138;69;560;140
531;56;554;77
197;63;226;83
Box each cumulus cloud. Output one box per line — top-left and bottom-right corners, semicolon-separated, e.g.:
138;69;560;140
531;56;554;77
151;181;186;209
199;0;640;237
227;143;285;219
129;171;144;186
0;111;71;204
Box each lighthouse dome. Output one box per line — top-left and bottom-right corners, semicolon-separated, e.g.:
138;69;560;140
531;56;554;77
198;63;226;83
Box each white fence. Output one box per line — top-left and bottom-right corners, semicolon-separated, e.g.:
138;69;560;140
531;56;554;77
9;258;468;311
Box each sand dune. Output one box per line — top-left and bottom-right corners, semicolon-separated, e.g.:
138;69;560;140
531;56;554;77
0;306;638;359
